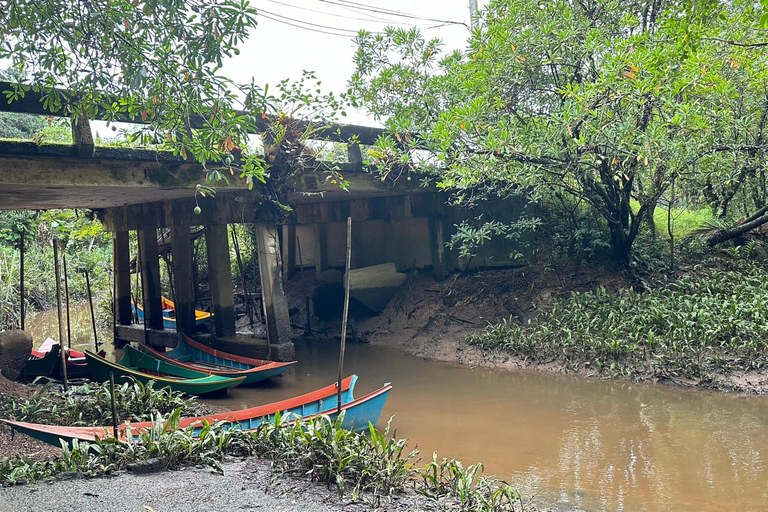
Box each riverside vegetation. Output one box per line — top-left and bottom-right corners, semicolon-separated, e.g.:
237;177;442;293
469;256;768;390
0;380;523;512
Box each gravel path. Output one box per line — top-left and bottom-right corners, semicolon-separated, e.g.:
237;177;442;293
0;458;436;512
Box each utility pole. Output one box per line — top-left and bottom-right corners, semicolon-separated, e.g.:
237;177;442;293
469;0;479;29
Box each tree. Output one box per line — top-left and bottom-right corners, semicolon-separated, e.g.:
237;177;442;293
0;0;267;188
351;0;759;266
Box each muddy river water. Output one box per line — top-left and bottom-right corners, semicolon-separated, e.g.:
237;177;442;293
27;309;768;511
207;341;768;512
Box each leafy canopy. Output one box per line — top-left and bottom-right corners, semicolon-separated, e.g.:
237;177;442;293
0;0;265;185
351;0;768;265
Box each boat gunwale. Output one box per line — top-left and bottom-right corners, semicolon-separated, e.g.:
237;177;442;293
84;350;246;387
138;341;295;375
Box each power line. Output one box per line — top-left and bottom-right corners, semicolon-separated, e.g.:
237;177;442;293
319;0;468;28
257;7;371;36
256;1;468;39
256;11;361;36
265;0;394;24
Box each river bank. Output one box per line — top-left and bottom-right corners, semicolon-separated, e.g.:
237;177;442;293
0;458;442;512
351;259;768;395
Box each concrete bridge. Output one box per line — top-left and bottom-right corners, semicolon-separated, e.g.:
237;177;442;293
0;82;528;360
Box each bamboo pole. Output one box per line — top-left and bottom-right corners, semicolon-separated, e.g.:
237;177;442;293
109;371;118;438
231;226;253;326
159;228;176;314
136;233;149;346
132;238;140;324
337;217;352;413
62;249;72;349
296;236;311;335
19;235;24;330
85;271;99;351
52;240;69;391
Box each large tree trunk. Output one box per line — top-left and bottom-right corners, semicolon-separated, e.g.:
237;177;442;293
706;205;768;246
609;223;633;267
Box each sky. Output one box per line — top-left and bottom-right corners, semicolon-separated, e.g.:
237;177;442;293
218;0;489;126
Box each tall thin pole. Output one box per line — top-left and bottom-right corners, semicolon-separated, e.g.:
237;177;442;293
53;240;69;391
231;226;253;326
136;233;149;345
469;0;479;29
159;228;176;312
109;371;118;438
19;235;24;330
85;271;99;351
62;249;72;349
337;217;352;414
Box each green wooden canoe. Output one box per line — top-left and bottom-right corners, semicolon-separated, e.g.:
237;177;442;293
85;345;245;396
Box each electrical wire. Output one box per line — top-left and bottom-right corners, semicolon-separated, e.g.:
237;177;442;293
265;0;394;24
318;0;468;27
256;11;361;36
255;0;468;38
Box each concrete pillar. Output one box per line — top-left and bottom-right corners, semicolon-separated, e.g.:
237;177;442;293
255;222;293;347
351;220;365;269
113;231;132;325
138;229;164;330
282;224;296;281
170;225;195;335
314;223;328;274
205;224;236;337
429;217;447;281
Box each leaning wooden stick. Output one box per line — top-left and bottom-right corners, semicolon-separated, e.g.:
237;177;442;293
337;217;352;414
52;240;69;391
19;235;24;330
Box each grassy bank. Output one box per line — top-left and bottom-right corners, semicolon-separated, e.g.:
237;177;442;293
468;259;768;390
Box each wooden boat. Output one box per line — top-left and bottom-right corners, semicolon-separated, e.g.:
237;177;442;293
25;342;61;378
85;345;245;395
132;297;212;330
2;375;393;447
26;339;99;379
137;334;296;385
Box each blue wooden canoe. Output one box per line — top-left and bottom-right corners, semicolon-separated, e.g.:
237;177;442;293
1;375;392;447
137;334;296;385
132;297;212;330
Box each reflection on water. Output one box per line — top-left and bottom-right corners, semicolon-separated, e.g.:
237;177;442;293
25;304;115;359
206;341;768;512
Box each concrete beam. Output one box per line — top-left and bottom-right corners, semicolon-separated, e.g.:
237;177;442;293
170;225;196;335
138;229;164;330
255;222;293;348
113;231;133;325
205;224;236;337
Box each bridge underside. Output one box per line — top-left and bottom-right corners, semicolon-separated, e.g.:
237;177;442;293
0;136;529;362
